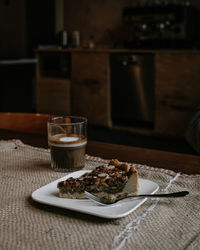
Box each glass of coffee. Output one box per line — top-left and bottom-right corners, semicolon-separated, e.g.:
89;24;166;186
47;116;87;172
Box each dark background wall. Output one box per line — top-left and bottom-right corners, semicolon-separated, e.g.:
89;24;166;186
0;0;26;58
0;0;55;59
1;0;200;58
63;0;200;48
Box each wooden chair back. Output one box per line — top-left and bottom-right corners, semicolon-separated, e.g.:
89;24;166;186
0;112;54;135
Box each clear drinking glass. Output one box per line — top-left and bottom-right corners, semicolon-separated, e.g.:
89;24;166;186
47;116;87;172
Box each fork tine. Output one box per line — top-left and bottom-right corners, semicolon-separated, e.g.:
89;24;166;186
84;191;109;206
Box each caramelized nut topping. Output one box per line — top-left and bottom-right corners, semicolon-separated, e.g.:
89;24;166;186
109;159;121;166
98;173;107;178
118;163;130;172
57;159;138;194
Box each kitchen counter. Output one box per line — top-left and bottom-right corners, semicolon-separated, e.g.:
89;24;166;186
0;58;37;65
34;47;200;54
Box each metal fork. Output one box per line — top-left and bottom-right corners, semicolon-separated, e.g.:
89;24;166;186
84;191;189;206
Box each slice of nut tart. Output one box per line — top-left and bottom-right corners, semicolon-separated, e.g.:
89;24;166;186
57;159;138;202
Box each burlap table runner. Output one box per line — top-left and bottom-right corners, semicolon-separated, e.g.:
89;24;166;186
0;140;199;250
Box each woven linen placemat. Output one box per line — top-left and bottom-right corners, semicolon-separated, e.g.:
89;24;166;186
0;140;199;250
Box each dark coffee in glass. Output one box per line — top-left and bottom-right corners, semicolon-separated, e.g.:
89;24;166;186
48;116;87;172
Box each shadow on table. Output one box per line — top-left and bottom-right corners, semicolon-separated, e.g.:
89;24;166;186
28;196;121;225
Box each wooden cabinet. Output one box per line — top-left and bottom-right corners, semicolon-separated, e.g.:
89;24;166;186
71;52;111;127
35;50;111;126
35;52;71;115
155;53;200;137
35;49;200;138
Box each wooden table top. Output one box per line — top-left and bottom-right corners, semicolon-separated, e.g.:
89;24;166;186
87;141;200;175
0;129;199;175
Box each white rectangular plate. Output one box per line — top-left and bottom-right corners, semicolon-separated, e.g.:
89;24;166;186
32;170;159;219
